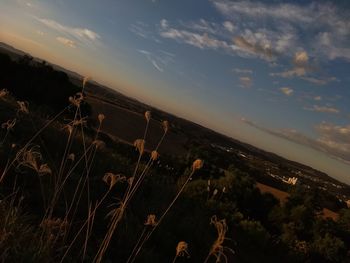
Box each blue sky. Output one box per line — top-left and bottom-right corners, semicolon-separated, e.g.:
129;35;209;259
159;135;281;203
1;0;350;184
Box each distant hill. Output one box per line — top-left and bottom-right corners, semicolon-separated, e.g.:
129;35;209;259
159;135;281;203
0;42;348;193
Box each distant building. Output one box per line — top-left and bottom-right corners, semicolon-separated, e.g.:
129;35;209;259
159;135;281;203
282;177;298;185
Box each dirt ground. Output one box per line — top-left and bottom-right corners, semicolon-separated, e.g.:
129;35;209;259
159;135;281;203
87;96;188;156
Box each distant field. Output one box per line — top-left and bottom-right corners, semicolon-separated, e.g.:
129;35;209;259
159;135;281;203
256;182;289;203
256;182;339;221
87;96;188;155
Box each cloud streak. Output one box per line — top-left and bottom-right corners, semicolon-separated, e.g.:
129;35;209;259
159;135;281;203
56;37;76;48
241;118;350;164
304;105;340;114
280;87;293;96
36;17;100;47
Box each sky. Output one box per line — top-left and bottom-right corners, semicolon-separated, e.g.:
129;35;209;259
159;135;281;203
0;0;350;184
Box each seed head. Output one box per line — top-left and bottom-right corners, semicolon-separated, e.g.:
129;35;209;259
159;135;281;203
134;139;145;155
69;92;84;107
192;159;203;171
162;120;169;133
92;140;105;149
17;101;29;114
176;241;190;258
83;76;90;88
1;119;16;131
0;89;9;98
67;153;75;161
144;214;157;227
151;150;160;161
145;111;151;122
38;163;52;176
98;113;105;124
103;172;126;190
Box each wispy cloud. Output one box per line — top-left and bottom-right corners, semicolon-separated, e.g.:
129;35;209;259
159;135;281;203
36;17;100;47
56;36;76;48
270;51;309;78
138;50;163;72
158;19;279;61
223;21;235;32
129;21;161;43
232;68;253;74
241;118;350;164
36;30;44;36
137;49;175;72
280;87;293;96
160;24;236;52
239;76;252;88
303;105;339;114
212;0;350;61
301;76;338;86
233;36;275;60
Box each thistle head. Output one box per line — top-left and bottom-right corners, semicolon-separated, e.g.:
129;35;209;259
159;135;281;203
98;113;105;124
69;92;84;107
134;139;145;155
103;172;126;190
145;111;151;122
151;150;160;161
63;124;74;135
192;159;203;171
176;241;190;258
92;140;105;149
17;101;29;114
162;120;169;133
83;76;90;88
144;214;157;227
38;163;52;176
67;153;75;161
1;119;16;131
0;89;9;98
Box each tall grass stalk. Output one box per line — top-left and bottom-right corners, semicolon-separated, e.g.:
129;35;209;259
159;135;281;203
127;159;203;263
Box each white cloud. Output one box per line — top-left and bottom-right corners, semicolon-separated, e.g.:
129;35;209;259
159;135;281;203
160;28;238;53
56;37;76;48
160;19;168;29
239;76;252;88
223;21;235;32
36;17;100;46
232;68;252;74
212;0;350;61
280;87;293;96
301;76;338;86
271;67;306;78
304;105;339;114
233;35;275;60
293;51;308;65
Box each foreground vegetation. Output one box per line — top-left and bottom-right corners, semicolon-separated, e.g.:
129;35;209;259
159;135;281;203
0;53;350;262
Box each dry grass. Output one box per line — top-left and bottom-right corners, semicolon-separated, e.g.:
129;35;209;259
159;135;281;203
256;182;289;204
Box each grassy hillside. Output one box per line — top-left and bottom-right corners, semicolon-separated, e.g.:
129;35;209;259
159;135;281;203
0;52;350;262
